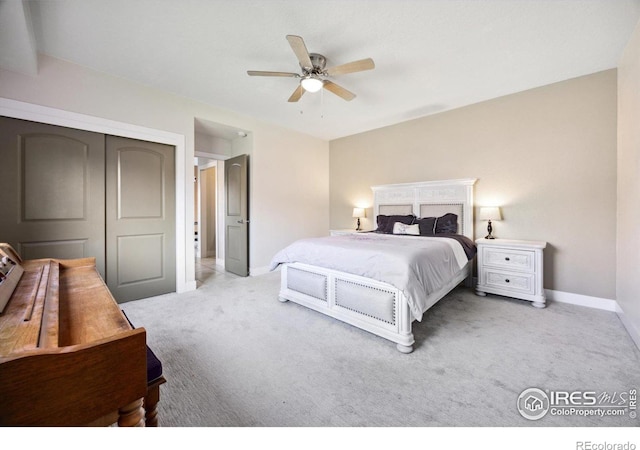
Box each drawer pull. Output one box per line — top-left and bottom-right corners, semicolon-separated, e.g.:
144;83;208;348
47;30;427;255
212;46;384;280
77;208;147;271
505;257;510;261
505;279;510;283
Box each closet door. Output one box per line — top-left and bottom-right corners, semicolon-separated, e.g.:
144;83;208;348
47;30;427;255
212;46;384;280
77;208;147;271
0;117;106;276
105;136;176;302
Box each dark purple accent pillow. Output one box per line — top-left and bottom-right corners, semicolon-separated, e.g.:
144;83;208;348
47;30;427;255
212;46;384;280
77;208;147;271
434;213;458;234
376;215;390;232
376;215;415;233
415;217;436;235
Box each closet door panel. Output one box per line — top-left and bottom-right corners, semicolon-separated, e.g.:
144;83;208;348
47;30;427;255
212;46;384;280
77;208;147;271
106;136;176;302
0;117;106;275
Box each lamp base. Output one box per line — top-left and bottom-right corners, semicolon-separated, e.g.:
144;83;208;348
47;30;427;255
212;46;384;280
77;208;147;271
485;220;495;239
356;218;361;231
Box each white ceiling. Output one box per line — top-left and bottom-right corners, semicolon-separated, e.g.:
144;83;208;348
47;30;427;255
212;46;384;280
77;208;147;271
2;0;640;141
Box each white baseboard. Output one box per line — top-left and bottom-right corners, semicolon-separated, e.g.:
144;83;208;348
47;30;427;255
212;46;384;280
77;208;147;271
544;289;618;312
216;258;224;268
250;265;272;277
615;303;640;350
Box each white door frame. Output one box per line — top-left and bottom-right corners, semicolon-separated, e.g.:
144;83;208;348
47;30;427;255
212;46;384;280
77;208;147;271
0;97;196;294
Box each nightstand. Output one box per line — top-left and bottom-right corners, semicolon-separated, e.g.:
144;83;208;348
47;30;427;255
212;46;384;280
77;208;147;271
330;229;363;236
475;238;547;308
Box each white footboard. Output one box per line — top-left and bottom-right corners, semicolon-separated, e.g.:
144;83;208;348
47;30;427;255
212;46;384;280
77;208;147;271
279;261;472;353
279;262;416;353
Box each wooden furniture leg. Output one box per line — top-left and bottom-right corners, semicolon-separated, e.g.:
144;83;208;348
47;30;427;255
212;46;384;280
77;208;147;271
118;398;145;427
144;376;166;427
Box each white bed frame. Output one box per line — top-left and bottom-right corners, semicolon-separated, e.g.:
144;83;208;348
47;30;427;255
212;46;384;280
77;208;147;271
278;179;477;353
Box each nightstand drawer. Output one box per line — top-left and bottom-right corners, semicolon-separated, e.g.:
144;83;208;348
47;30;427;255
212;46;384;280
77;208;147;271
482;247;534;272
483;269;535;294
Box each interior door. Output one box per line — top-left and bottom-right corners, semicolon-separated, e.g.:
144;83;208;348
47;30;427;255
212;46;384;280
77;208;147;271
0;117;106;276
225;154;248;276
105;136;176;302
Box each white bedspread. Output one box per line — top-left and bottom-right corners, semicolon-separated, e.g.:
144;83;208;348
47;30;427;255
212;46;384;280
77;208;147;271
269;233;469;321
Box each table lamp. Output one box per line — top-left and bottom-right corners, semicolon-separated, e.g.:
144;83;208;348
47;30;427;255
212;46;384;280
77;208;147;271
352;208;365;231
479;206;502;239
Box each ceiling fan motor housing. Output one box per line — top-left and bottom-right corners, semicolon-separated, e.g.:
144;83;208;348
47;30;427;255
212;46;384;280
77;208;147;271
304;53;327;75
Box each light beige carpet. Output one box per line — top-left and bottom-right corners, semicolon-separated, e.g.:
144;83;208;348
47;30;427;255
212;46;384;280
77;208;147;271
121;270;640;427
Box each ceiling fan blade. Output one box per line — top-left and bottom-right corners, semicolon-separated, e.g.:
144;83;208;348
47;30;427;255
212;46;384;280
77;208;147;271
247;70;299;77
325;58;375;76
286;35;313;70
323;81;356;101
287;85;305;102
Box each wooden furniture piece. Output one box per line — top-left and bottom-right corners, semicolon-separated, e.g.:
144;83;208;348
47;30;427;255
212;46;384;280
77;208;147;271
475;238;547;308
0;245;150;426
145;374;167;427
120;310;167;427
278;179;477;353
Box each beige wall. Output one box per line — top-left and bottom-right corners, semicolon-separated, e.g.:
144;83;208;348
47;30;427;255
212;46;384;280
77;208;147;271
203;166;217;257
330;70;617;299
0;54;330;275
617;19;640;341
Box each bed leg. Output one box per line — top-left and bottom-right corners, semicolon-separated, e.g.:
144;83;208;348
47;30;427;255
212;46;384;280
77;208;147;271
278;296;289;303
396;343;414;354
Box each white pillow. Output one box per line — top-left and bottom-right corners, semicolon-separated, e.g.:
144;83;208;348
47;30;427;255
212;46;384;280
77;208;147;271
392;222;420;235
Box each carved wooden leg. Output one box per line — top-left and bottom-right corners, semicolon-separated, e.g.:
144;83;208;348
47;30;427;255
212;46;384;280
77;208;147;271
118;398;145;427
144;376;166;427
144;385;161;427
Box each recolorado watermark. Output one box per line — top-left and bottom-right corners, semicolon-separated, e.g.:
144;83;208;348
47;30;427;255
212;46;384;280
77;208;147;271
576;443;636;450
517;387;637;421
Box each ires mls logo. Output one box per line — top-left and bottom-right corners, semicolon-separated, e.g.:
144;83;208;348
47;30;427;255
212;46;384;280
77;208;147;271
517;388;550;420
517;387;637;421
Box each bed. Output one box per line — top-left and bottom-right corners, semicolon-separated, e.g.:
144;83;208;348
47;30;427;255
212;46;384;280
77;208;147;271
270;178;477;353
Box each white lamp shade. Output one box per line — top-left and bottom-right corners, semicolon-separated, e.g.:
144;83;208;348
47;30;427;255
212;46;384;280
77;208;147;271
352;208;365;218
479;206;502;221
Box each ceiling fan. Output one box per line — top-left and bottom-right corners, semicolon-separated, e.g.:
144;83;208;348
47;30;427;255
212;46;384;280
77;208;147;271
247;35;375;102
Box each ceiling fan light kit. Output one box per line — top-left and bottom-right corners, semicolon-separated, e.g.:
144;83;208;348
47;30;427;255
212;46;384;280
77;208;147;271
247;35;375;102
301;75;324;93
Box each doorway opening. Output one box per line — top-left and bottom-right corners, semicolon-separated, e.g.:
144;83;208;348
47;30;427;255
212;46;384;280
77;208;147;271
195;159;218;260
194;118;251;286
194;157;226;286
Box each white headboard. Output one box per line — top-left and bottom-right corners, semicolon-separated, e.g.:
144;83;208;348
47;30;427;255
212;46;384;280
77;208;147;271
371;178;477;240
